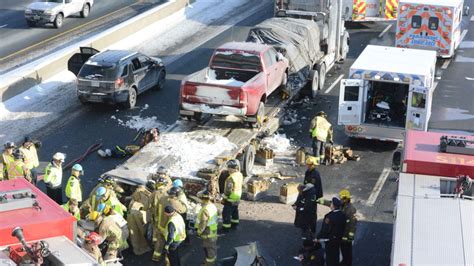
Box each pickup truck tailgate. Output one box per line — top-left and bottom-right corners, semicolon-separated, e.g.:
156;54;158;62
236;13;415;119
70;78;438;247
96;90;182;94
182;82;244;106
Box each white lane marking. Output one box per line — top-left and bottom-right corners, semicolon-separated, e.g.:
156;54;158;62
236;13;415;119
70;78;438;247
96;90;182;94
378;23;393;38
366;167;391;206
460;29;468;43
466;77;474;80
0;24;7;29
470;15;474;21
441;59;451;69
324;74;344;94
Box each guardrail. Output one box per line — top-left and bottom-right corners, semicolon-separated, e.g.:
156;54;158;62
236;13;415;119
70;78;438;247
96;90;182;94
0;0;191;102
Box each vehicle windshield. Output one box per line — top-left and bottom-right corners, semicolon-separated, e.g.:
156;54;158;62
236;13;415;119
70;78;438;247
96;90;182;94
78;64;117;80
212;51;261;71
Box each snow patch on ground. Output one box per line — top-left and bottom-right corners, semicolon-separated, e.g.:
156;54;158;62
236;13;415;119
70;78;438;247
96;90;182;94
111;115;167;131
140;131;237;178
260;134;295;153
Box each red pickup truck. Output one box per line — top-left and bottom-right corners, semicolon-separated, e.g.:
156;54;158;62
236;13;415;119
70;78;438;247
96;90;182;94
179;42;289;127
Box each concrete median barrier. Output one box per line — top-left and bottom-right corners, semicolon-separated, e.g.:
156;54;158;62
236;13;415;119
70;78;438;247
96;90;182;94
0;0;191;102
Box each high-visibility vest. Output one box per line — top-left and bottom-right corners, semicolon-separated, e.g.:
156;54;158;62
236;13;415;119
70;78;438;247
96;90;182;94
65;175;83;202
195;203;218;238
61;202;81;220
224;172;243;202
164;214;186;243
43;162;62;188
91;193;124;216
311;116;331;142
20;145;39;169
6;161;27;180
2;152;14;166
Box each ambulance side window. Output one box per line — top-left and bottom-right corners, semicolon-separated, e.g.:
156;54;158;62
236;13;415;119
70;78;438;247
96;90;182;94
411;92;426;109
344;86;359;101
411;15;422;28
428;17;439;30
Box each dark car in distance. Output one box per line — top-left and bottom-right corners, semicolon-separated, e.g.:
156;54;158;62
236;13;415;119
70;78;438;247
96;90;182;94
68;47;166;108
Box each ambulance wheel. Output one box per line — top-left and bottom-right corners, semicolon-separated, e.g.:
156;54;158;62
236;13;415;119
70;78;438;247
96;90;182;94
310;70;319;99
241;144;255;177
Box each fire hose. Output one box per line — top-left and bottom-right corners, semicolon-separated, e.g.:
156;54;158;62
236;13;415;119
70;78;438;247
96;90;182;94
63;143;103;170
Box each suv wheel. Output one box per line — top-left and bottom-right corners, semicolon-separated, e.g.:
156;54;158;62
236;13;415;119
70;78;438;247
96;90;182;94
124;87;137;109
54;13;63;28
26;20;36;27
155;70;166;90
81;4;90;18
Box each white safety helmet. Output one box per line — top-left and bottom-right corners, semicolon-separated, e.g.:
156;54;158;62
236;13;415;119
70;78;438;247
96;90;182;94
52;152;66;162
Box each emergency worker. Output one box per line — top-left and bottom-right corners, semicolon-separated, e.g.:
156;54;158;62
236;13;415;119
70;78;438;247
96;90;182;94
83;232;105;266
304;157;323;198
152;187;187;262
1;142;16;180
173;178;191;243
94;206;129;261
318;189;357;266
127;182;153;255
19;136;40;184
293;183;318;240
162;205;186;266
152;166;173;190
298;240;325;266
6;149;31;182
65;164;84;203
195;190;218;265
316;197;346;266
97;128;160;158
221;159;243;232
61;198;81;220
89;175;124;199
309;111;333;164
43;152;65;204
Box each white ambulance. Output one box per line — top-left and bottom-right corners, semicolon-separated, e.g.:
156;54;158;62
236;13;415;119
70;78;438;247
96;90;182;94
395;0;465;58
338;45;436;142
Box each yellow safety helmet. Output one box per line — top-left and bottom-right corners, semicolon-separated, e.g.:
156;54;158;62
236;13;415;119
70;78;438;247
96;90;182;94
339;189;351;200
305;156;319;166
88;211;100;221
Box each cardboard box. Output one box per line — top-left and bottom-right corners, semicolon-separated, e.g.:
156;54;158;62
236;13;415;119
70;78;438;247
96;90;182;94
279;182;300;205
246;179;271;201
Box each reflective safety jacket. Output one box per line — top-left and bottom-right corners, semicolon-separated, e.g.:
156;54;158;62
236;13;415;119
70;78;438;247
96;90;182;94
43;162;63;188
65;175;83;202
224;171;243;202
20;145;39;169
310;116;333;142
6;160;31;182
195;202;218;239
1;152;15;180
165;213;186;243
61;202;81;220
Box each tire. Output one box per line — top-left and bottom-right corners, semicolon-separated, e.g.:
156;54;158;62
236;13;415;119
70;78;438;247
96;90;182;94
464;6;470;16
26;20;36;27
80;4;90;18
318;63;326;92
241;144;256;177
78;97;89;105
193;112;203;122
155;70;166;90
341;32;350;61
54;13;63;28
279;72;287;89
251;102;265;128
124;87;137;109
310;70;319;99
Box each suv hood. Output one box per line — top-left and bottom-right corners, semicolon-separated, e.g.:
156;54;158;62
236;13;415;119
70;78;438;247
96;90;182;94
27;2;63;12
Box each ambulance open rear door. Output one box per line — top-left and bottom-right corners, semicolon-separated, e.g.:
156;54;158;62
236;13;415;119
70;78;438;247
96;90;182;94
406;85;430;131
338;79;363;125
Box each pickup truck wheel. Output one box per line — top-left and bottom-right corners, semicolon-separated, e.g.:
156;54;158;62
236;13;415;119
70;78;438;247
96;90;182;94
124;88;137;109
279;72;288;89
251;102;265;128
154;70;166;90
241;144;256;177
80;4;90;18
310;71;319;99
318;63;326;91
54;13;63;28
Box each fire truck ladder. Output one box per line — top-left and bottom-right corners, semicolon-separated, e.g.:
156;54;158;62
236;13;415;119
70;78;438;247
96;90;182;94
0;188;38;213
439;135;474;156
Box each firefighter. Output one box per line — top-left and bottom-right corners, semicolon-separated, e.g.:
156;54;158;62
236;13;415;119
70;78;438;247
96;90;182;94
19;136;40;185
93;207;129;261
304;157;323;198
152;166;173;190
152;187;187;262
221;159;243;232
316;197;346;266
43;152;65;204
318;189;358;266
65;164;84;203
297;239;325;266
162;205;186;266
89;175;125;199
61;198;81;220
83;232;105;266
195;190;218;265
293;183;318;240
6;149;32;182
309;111;333;165
82;186;125;219
173;178;191;243
1;142;16;180
127;182;154;255
150;177;171;222
97;128;160;158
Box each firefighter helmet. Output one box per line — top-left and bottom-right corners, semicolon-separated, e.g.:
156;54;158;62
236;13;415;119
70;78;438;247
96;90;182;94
305;156;319;166
12;149;24;160
339;189;351;200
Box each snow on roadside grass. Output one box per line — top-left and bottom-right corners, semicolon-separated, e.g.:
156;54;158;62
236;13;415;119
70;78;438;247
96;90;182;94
140;130;237;178
111;115;167;131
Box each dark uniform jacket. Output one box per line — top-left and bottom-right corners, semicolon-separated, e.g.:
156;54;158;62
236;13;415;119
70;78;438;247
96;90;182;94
317;209;346;244
321;200;357;241
299;245;325;265
294;185;317;229
304;168;323;199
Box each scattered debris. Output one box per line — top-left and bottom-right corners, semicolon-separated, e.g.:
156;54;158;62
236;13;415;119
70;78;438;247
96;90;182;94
255;148;275;166
279;182;300;205
324;145;361;165
246;178;272;201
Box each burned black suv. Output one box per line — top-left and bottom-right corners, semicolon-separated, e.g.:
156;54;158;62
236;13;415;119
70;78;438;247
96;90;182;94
68;47;166;108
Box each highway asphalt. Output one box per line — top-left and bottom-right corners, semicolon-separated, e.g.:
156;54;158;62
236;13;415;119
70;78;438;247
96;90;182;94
18;0;474;264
